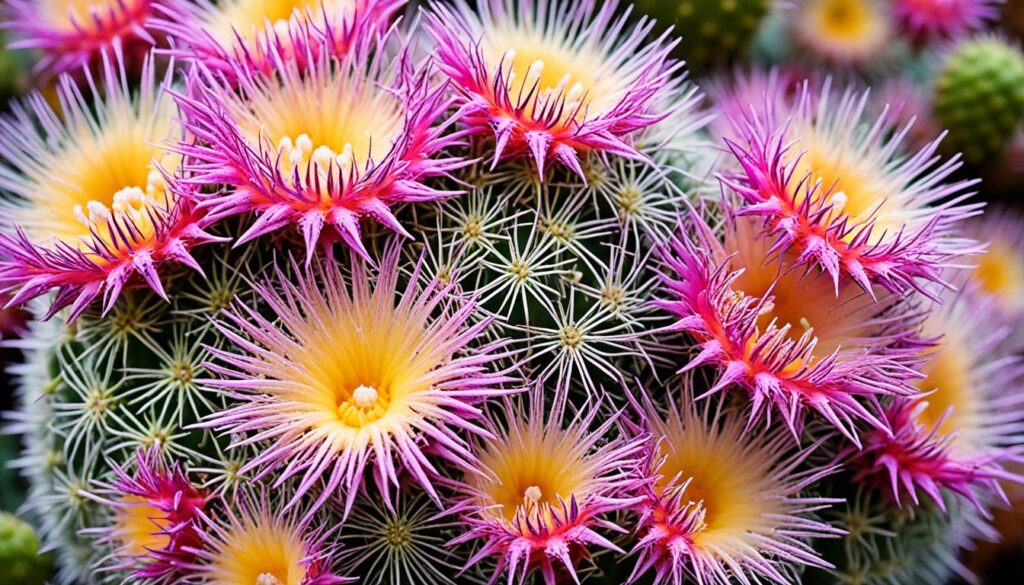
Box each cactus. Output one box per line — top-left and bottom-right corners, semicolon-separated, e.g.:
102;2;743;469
0;2;1021;585
807;489;980;585
0;512;51;584
934;37;1024;164
633;0;773;71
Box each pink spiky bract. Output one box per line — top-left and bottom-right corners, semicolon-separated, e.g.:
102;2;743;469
707;67;809;144
2;0;158;76
656;211;927;445
82;447;207;585
0;54;220;321
183;490;352;585
153;0;403;78
626;383;843;585
720;79;982;299
894;0;1001;43
425;0;683;181
171;26;465;260
852;285;1024;514
452;386;644;585
202;243;515;521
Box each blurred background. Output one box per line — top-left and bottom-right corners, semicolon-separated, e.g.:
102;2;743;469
0;0;1022;583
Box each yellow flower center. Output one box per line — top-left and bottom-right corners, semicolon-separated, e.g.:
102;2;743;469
973;242;1024;299
20;93;179;262
40;0;143;32
116;497;172;557
257;574;284;585
237;71;404;201
915;343;973;441
807;0;881;43
727;219;874;364
788;127;903;243
481;28;618;124
474;425;592;528
335;383;389;428
274;287;443;438
655;415;783;547
201;0;353;49
207;519;308;585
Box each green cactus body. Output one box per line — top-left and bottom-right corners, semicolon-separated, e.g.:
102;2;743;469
634;0;771;72
934;38;1024;165
0;512;51;584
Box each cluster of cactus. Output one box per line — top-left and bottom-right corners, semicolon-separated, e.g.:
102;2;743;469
8;124;698;585
0;1;1022;585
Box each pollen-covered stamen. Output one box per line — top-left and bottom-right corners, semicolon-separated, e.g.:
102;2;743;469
273;133;368;201
257;573;284;585
484;38;610;127
251;71;405;191
71;176;168;254
336;384;386;427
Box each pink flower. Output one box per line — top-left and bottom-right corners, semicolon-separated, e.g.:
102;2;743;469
962;207;1024;319
184;491;351;585
425;0;682;180
793;0;892;65
0;55;219;320
626;383;842;585
202;243;515;518
171;27;464;260
656;212;926;444
153;0;403;77
894;0;1001;43
83;447;207;585
720;79;982;299
3;0;158;76
852;286;1024;512
452;386;644;585
707;67;808;144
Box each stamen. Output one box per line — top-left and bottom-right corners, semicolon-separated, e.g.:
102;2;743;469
830;190;848;213
524;60;544;91
256;573;284;585
523;485;542;507
353;385;379;408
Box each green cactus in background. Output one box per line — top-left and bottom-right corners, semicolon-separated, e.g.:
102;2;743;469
634;0;773;72
805;487;980;585
0;512;51;584
934;37;1024;165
